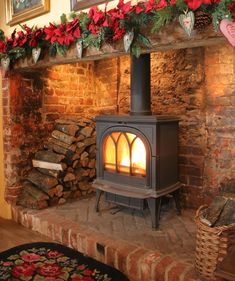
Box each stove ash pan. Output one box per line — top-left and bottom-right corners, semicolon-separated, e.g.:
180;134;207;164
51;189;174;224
93;114;181;229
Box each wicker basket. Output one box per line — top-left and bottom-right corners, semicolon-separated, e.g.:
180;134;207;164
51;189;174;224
195;205;235;280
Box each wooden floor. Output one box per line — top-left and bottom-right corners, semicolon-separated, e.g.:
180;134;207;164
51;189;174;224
0;217;53;252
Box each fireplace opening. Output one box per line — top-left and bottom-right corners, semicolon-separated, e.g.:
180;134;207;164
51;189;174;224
103;131;146;177
94;54;181;229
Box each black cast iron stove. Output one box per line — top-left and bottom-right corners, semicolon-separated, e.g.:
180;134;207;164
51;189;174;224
93;54;181;229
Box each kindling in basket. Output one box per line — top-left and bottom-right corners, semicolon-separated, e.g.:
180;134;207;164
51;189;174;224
195;205;235;281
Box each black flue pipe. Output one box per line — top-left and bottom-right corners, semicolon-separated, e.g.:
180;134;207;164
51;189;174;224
130;54;151;115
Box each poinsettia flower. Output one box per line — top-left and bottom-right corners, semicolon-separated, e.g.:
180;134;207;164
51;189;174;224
0;40;6;53
66;18;79;33
156;0;167;10
145;0;157;13
170;0;177;5
117;0;132;14
135;3;144;14
12;263;35;278
184;0;202;10
44;23;57;43
102;17;109;27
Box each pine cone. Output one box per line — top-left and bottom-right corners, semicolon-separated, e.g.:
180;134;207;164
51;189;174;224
194;11;212;31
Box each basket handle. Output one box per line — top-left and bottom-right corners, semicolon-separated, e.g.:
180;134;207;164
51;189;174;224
195;204;208;220
195;205;235;234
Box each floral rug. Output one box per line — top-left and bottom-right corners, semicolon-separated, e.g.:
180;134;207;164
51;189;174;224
0;242;129;281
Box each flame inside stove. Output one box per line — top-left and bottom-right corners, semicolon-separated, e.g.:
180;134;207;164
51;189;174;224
104;132;146;177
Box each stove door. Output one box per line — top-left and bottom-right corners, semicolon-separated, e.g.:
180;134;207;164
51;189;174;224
98;127;151;189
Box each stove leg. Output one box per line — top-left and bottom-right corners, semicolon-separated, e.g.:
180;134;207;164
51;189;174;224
147;197;161;230
95;189;103;212
172;189;181;215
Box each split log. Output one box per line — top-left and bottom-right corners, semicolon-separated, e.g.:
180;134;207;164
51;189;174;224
89;168;96;178
23;181;49;201
200;196;227;226
214;199;235;227
48;137;71;150
55;184;64;197
37;167;62;178
45;142;74;158
52;130;76;145
81;151;89;160
64;172;76;182
58;198;66;205
55;123;79;137
80;127;94;137
27;169;58;191
55;119;78;125
76;135;85;142
35;150;65;163
81;158;89;167
83;137;96;147
88;159;96;168
33;159;66;171
88;145;96;153
17;190;48;209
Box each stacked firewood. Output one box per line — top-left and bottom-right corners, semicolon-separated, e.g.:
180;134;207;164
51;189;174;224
17;119;96;209
199;180;235;227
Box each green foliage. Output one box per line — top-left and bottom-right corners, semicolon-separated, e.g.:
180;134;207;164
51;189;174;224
0;29;5;41
212;0;233;30
151;6;174;33
120;11;152;32
60;13;68;24
175;0;188;12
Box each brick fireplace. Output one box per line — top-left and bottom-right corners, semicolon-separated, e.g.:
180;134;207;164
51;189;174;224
2;45;235;211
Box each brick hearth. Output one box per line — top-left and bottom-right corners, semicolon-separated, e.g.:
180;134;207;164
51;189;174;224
12;196;200;281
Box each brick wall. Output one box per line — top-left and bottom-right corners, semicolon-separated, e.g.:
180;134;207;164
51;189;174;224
2;45;235;208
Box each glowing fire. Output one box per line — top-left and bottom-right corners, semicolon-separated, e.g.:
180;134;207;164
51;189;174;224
104;132;146;176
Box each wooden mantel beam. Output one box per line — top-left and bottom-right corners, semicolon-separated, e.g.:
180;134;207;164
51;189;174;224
14;24;226;71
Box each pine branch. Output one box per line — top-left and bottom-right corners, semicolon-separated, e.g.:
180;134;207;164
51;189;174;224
212;0;233;30
151;7;174;33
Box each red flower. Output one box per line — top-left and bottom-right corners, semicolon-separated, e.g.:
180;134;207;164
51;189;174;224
47;250;63;258
44;23;57;43
135;3;144;14
38;263;62;277
145;0;157;13
12;263;35;278
156;0;167;10
3;261;13;266
22;253;41;262
0;40;6;53
84;269;94;275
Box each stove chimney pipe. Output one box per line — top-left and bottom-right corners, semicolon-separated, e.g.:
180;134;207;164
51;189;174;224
130;54;151;115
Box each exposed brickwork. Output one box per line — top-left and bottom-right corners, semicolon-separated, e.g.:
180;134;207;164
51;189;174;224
2;44;235;209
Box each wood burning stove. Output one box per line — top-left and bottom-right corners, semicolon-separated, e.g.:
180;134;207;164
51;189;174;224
93;54;181;228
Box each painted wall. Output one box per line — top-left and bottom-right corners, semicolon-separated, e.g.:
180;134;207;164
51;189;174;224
0;0;140;36
0;74;11;219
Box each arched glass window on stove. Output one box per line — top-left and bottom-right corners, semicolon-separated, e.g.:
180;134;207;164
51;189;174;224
103;132;146;177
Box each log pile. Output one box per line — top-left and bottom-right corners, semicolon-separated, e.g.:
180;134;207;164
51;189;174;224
200;180;235;227
17;118;96;209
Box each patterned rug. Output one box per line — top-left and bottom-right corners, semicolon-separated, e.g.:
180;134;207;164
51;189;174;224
0;242;129;281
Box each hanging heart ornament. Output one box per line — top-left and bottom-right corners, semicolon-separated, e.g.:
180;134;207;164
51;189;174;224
76;41;83;59
123;31;134;52
32;47;41;63
220;19;235;47
1;57;10;71
179;11;195;36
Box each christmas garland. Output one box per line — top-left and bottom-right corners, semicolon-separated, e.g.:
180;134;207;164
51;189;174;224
0;0;234;68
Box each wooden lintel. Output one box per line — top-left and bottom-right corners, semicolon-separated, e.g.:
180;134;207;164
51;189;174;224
13;24;226;72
